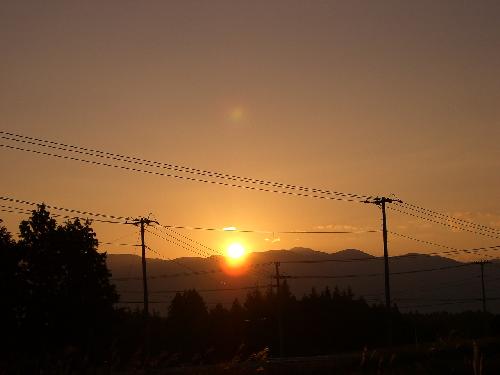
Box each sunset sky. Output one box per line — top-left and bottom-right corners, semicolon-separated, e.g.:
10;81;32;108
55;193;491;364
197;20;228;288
1;1;499;261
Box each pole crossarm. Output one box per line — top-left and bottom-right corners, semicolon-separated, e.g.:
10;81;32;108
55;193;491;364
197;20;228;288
365;196;403;205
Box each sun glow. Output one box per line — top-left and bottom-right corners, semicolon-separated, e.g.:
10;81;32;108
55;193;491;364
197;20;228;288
227;243;245;259
222;242;248;275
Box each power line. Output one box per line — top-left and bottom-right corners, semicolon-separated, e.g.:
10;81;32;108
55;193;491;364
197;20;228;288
112;259;273;281
156;225;223;256
393;297;485;302
151;224;274;282
389;231;500;257
117;300;241;305
286;263;476;280
144;244;220;279
2;199;497;263
0;203;125;225
100;242;140;247
278;243;500;264
0;194;375;236
280;257;384;264
158;222;378;235
112;263;223;282
148;231;272;277
395;201;500;236
0;142;369;204
371;275;482;298
0;195;131;222
146;228;214;258
1;131;373;201
387;205;500;239
120;285;274;294
397;300;482;310
391;263;475;275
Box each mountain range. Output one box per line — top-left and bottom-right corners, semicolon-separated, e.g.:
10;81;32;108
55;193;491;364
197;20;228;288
106;248;500;315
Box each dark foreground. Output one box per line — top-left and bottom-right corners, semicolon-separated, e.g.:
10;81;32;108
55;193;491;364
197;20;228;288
137;337;500;375
10;337;492;375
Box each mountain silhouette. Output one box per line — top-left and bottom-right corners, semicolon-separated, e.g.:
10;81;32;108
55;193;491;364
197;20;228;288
106;248;500;315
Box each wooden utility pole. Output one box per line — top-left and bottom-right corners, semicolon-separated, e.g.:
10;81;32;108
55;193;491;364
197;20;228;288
477;260;490;314
140;218;149;316
370;197;400;311
275;261;281;290
481;261;486;313
475;260;491;336
274;261;285;357
369;196;401;346
381;199;391;309
128;217;158;317
127;217;158;363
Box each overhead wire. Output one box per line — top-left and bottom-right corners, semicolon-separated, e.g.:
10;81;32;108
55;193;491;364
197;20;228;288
389;231;500;258
387;205;500;239
278;244;500;264
156;225;223;257
0;131;373;201
0;203;126;225
397;300;483;310
157;222;378;235
0;142;369;204
149;225;274;283
121;285;274;295
4;199;495;265
112;245;223;281
287;262;476;280
3;196;497;263
146;227;214;258
117;300;242;305
0;195;131;222
394;201;500;236
0;194;375;236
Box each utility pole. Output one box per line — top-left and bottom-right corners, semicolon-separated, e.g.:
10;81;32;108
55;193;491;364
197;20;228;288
476;260;490;314
368;196;401;346
275;261;281;290
380;198;391;310
370;197;401;310
475;260;490;336
140;218;149;316
127;217;158;363
128;217;158;317
274;261;285;357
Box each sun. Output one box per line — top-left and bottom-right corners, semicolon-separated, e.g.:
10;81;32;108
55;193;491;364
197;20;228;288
223;242;248;275
227;243;245;259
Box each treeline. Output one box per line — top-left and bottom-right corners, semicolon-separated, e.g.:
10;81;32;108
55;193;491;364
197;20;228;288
1;206;499;371
126;287;499;364
135;286;391;361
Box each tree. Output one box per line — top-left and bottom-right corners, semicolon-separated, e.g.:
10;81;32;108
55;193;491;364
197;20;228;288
0;220;22;350
167;289;209;357
14;205;118;352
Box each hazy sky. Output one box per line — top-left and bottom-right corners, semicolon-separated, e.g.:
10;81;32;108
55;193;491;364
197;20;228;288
1;1;499;260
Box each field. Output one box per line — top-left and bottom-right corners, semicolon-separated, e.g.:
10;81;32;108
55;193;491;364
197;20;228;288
97;337;500;375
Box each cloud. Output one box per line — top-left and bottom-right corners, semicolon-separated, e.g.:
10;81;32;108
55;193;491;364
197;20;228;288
264;237;281;243
314;224;376;232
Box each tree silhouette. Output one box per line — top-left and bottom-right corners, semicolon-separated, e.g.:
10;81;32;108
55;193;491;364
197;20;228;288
2;205;118;359
0;219;23;354
167;289;209;358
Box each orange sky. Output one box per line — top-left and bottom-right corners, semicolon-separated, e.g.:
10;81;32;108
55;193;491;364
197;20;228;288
0;1;499;261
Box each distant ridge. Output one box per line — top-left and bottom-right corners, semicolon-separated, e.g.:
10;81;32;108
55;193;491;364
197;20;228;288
330;248;374;259
106;247;500;315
